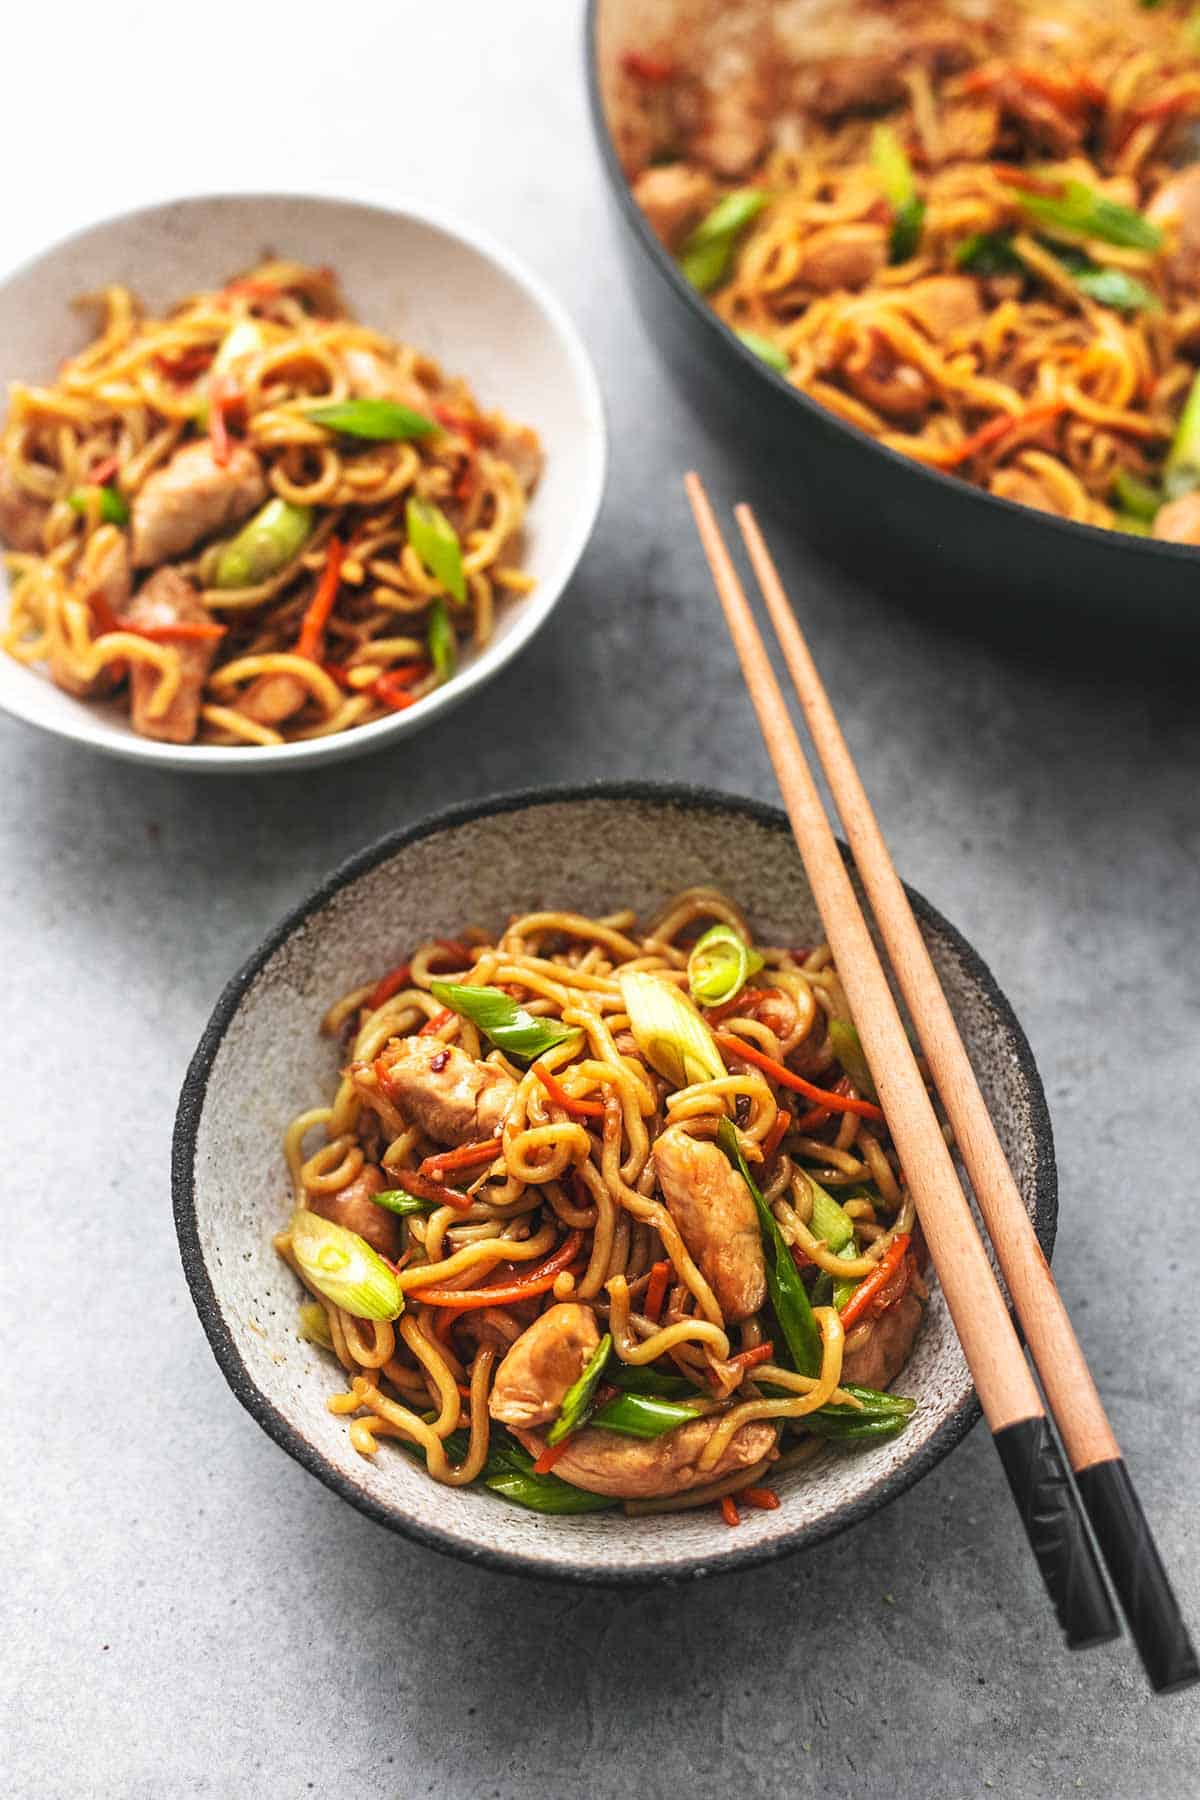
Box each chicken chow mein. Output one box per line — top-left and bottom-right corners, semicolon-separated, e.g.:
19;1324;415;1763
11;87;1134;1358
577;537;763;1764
0;261;540;745
616;0;1200;542
276;889;929;1525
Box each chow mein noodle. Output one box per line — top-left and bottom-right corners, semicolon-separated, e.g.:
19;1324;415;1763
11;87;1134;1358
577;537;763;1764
0;261;540;744
276;889;930;1524
615;0;1200;542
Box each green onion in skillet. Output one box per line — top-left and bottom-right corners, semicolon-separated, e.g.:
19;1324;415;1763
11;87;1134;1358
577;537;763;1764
678;190;770;293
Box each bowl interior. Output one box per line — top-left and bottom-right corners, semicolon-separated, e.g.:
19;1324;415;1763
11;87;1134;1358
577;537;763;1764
175;788;1055;1581
0;193;605;769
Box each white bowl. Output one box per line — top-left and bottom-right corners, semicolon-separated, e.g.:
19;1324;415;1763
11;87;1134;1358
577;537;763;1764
0;192;606;772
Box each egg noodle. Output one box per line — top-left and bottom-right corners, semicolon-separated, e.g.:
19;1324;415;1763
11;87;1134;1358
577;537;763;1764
277;888;931;1524
1;261;539;745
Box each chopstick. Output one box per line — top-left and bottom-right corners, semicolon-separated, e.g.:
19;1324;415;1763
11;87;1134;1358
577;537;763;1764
684;471;1118;1657
731;504;1199;1697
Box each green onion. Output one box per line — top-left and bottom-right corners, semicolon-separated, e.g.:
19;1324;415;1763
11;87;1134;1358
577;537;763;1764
196;320;265;427
1111;468;1161;522
1112;514;1151;536
1069;265;1158;314
306;398;438;441
805;1384;916;1442
828;1018;877;1102
735;329;790;372
406;497;466;603
686;922;765;1008
718;1117;822;1376
427;596;457;685
589;1391;702;1439
546;1333;612;1446
1002;177;1163;252
370;1188;437;1217
429;980;579;1062
68;485;129;526
1164;370;1200;500
289;1207;405;1321
619;971;726;1087
483;1467;615;1512
871;125;925;261
678;189;769;292
808;1176;856;1255
604;1362;696;1399
954;231;1023;275
297;1301;333;1347
212;498;314;589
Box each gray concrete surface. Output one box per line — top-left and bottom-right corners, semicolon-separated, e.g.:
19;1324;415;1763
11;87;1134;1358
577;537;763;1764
1;4;1197;1796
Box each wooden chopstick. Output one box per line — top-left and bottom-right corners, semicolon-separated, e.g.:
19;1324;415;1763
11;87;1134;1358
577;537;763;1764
733;504;1199;1697
684;471;1118;1655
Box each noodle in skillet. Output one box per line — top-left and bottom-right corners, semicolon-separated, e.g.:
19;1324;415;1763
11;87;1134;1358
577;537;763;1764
0;261;540;745
615;0;1200;541
276;889;931;1525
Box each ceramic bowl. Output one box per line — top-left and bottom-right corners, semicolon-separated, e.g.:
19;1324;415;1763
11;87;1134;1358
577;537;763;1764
173;784;1056;1582
0;191;606;771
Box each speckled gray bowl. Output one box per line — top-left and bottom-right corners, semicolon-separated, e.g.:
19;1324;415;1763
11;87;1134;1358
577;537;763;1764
173;784;1056;1582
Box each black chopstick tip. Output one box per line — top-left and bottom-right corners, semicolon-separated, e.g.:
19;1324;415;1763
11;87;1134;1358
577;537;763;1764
992;1417;1121;1652
1076;1457;1200;1695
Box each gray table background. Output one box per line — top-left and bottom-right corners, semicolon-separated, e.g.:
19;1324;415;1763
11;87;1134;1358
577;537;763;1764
2;4;1197;1795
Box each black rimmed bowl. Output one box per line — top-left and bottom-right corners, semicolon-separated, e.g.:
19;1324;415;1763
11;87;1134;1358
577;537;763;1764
586;0;1200;645
173;783;1056;1583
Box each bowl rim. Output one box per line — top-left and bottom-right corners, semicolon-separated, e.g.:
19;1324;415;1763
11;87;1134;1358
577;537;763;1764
0;187;607;774
173;780;1057;1584
582;0;1198;575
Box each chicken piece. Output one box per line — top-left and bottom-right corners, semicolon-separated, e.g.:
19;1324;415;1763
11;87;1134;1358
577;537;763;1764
794;28;975;121
843;348;932;422
308;1163;399;1261
236;670;309;726
652;1126;766;1322
342;348;435;416
632;162;716;252
489;1303;601;1429
49;527;132;699
0;460;48;552
798;225;888;294
1147;167;1200;292
898;276;982;342
130;441;266;567
988;467;1066;517
1152;492;1200;546
697;73;770;178
124;567;218;743
841;1291;924;1392
485;420;543;496
511;1413;776;1499
987;73;1080;157
376;1037;516;1145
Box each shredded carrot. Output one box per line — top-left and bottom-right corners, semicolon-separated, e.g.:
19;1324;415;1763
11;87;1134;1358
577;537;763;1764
220;277;280;303
739;1486;781;1511
418;1006;456;1038
155;346;214;383
365;964;412;1011
373;663;430;712
432;403;493;447
989;162;1062;196
643;1259;671;1323
715;1033;886;1120
723;1342;774;1377
838;1234;912;1330
761;1109;792;1160
718;1495;741;1528
295;536;345;662
208;375;235;467
418;1138;500;1177
934;402;1065;471
620;49;674;83
533;1439;573;1475
793;1103;833;1133
533;1062;606;1119
408;1230;584;1307
129;621;227;643
89;455;119;487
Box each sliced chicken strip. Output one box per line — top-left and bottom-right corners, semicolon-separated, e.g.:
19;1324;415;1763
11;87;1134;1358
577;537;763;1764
489;1304;600;1429
510;1413;776;1499
376;1036;517;1146
652;1126;766;1322
0;460;49;552
841;1291;924;1392
308;1163;399;1261
124;566;218;743
130;441;267;567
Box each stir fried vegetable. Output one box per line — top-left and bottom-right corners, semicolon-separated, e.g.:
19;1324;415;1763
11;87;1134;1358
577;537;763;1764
620;971;726;1086
872;125;925;261
604;1362;695;1399
296;1300;333;1347
289;1207;405;1320
678;190;770;292
68;485;129;526
686;922;764;1007
406;496;466;603
999;173;1163;252
804;1385;916;1443
1111;467;1161;521
428;980;579;1061
306;397;437;440
735;329;790;372
213;498;314;589
413;1429;615;1513
838;1233;912;1328
369;1187;437;1217
1164;370;1200;499
426;596;457;685
827;1019;877;1102
955;231;1023;274
546;1333;613;1446
718;1118;822;1376
589;1391;703;1439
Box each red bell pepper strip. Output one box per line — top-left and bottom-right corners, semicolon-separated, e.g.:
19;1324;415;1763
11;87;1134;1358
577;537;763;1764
296;537;345;662
643;1259;671;1322
838;1234;912;1330
365;964;412;1011
418;1139;501;1178
407;1229;584;1306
